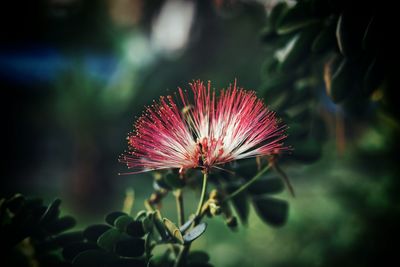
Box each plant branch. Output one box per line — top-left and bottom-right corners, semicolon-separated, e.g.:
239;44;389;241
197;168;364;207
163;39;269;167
174;171;208;267
272;161;295;197
174;189;184;226
223;163;271;203
195;171;208;219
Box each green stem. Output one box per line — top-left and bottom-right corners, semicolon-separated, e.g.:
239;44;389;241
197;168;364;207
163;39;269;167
174;189;184;226
272;162;295;197
174;172;208;267
195;172;208;218
223;164;271;203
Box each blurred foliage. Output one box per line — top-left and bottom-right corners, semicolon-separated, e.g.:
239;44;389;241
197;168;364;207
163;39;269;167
1;195;77;267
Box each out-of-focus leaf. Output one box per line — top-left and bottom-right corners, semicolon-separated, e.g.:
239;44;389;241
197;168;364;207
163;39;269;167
183;223;207;243
105;211;127;226
363;57;384;96
143;213;154;233
126;221;145;237
164;173;185;189
311;22;336;53
226;185;249;224
113;258;146;267
252;197;288;227
62;241;98;262
336;11;370;58
97;228;128;252
278;25;320;71
269;2;289;29
47;215;76;234
260;26;278;43
233;160;259;179
188;251;210;265
362;16;378;52
6;194;25;213
40;198;61;225
115;237;145;258
248;178;284;195
135;210;147;221
225;216;238;230
83;224;111;242
52;231;84;247
277;1;318;34
115;215;133;232
72;249;117;267
329;58;353;103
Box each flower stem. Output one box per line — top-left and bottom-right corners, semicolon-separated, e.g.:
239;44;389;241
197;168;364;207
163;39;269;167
174;172;208;267
174;189;184;226
223;164;271;203
271;161;295;197
195;171;208;219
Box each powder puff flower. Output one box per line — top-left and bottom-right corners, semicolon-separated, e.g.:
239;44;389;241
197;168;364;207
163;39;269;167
120;80;287;174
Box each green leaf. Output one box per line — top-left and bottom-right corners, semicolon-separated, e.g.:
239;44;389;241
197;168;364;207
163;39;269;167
226;185;249;225
335;12;368;58
113;258;146;267
311;23;336;53
62;241;98;262
52;231;84;247
105;211;127;226
252;197;288;227
97;228;129;252
277;25;320;71
278;18;319;35
143;213;154;233
248;178;284;195
115;237;145;258
135;210;147;220
362;16;378;52
126;221;145;237
276;1;318;34
145;231;154;259
115;215;134;232
163;218;184;244
225;216;238;229
6;193;25;213
72;249;117;267
363;57;384;96
83;224;111;242
233;160;259;179
148;249;173;267
40;198;61;225
329;58;353;103
269;2;289;29
183;223;207;243
46;215;76;234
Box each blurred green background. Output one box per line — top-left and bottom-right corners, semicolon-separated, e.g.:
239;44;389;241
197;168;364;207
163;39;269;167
1;0;399;266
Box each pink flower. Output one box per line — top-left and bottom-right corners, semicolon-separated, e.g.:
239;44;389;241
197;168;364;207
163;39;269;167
120;80;287;174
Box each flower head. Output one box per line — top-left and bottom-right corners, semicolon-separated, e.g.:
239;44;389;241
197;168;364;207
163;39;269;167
120;80;287;173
